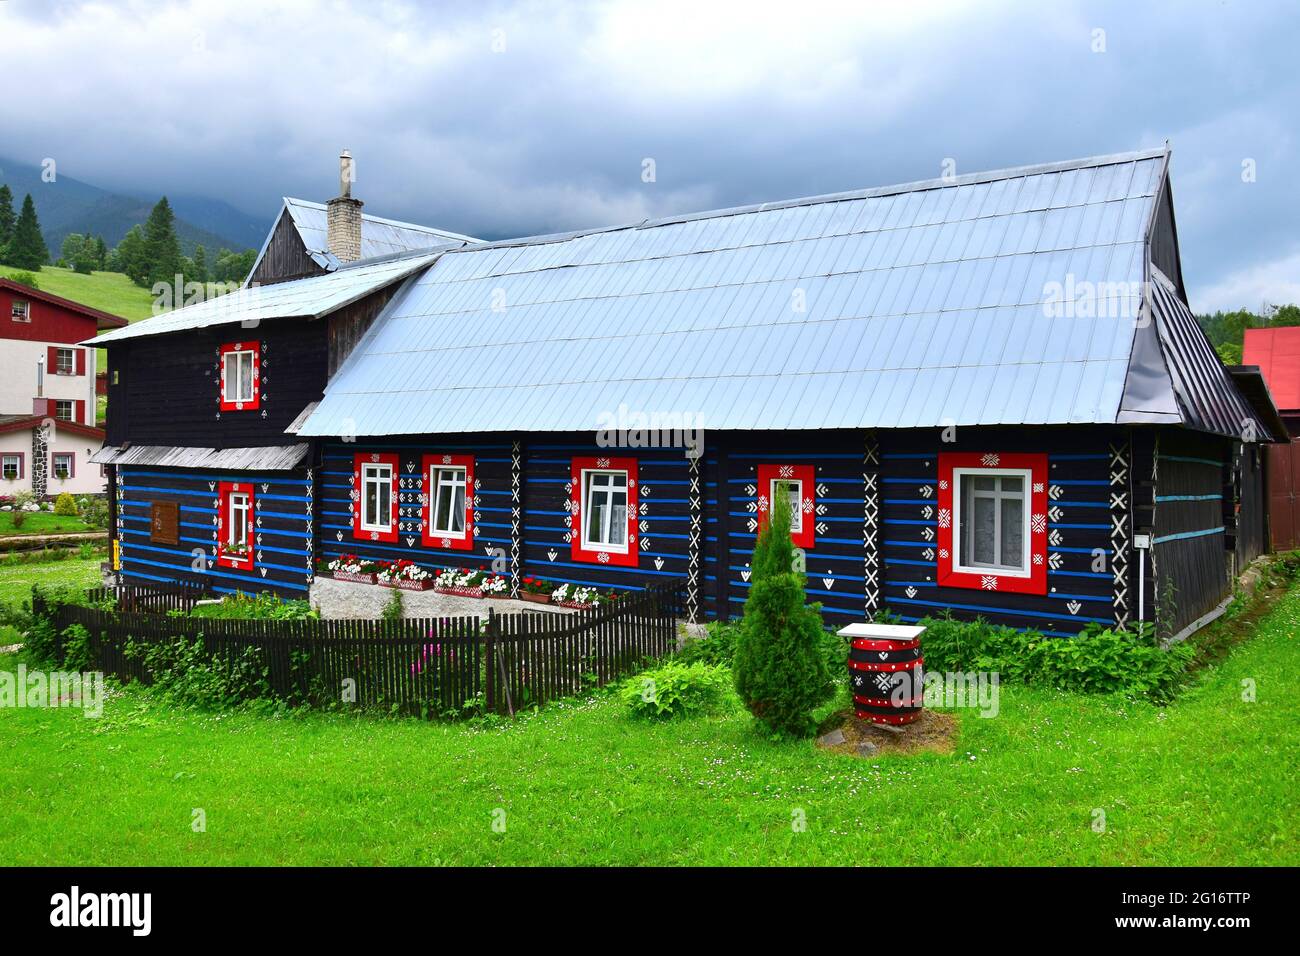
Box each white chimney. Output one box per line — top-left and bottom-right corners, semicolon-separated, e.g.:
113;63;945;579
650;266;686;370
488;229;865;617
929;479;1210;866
326;149;364;262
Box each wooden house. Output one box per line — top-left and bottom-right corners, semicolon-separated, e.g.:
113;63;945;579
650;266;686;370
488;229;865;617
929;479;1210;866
87;155;477;594
1242;326;1300;550
94;147;1281;640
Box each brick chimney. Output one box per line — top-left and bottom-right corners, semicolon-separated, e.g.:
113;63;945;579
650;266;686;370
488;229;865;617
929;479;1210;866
326;149;364;262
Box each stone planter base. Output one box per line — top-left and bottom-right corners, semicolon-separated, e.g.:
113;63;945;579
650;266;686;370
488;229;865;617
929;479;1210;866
380;579;433;591
552;599;597;610
332;571;377;585
435;585;483;599
517;591;553;605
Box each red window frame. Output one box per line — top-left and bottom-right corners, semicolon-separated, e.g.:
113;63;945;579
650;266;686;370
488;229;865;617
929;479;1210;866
570;456;639;567
216;481;255;570
219;340;261;412
757;463;816;549
352;452;399;542
421;453;475;550
936;452;1048;595
2;452;25;480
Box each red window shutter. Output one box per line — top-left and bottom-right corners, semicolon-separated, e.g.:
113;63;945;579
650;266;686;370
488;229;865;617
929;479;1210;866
17;453;24;479
757;463;817;549
68;452;75;479
74;400;86;424
421;453;475;550
570;456;639;567
353;452;399;543
935;452;1049;596
218;340;261;412
47;346;58;371
75;349;86;375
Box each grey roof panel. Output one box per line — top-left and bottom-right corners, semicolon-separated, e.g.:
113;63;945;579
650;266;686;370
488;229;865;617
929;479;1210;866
298;149;1249;438
91;444;309;471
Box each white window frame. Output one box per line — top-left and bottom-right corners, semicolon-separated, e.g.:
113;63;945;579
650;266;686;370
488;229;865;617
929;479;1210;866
227;491;250;549
52;453;73;480
56;348;75;375
222;347;256;405
360;463;393;533
770;477;804;533
581;468;629;554
428;465;468;538
11;300;30;322
1;455;19;480
54;400;74;422
952;467;1032;579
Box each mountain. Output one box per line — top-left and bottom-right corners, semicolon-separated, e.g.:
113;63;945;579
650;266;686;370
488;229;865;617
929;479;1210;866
0;157;267;258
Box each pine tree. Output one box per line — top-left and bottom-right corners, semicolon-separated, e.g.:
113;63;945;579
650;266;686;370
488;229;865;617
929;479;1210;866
7;194;50;270
116;225;150;286
733;488;833;737
142;196;182;287
0;185;15;261
192;244;209;284
93;235;108;270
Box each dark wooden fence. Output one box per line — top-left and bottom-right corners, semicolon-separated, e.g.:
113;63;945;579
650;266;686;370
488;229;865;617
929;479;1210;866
49;581;683;718
83;583;207;615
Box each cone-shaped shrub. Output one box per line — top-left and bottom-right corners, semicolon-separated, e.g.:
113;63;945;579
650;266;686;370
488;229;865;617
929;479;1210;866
733;486;833;737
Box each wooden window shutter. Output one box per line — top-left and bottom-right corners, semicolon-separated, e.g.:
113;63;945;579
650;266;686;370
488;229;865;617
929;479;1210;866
47;346;58;371
150;501;179;545
75;400;86;424
75;349;86;375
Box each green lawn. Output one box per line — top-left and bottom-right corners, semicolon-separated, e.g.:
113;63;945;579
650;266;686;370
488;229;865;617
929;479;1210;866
0;580;1296;866
0;555;101;606
0;512;95;537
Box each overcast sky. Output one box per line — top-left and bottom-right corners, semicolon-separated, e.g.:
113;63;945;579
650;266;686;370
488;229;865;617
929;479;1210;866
0;0;1295;313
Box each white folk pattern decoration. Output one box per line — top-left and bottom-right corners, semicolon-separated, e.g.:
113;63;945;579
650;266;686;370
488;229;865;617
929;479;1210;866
981;575;999;591
864;433;881;613
981;454;1000;467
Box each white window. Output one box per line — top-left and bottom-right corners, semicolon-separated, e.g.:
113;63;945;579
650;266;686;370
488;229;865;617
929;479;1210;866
953;468;1031;577
770;477;803;533
361;463;393;532
228;492;250;549
11;300;30;322
582;469;628;552
55;400;74;422
1;455;19;480
222;348;255;404
429;465;467;538
56;348;75;375
52;453;73;480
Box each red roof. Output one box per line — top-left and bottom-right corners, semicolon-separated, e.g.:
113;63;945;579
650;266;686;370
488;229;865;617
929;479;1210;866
1243;327;1300;413
0;278;129;330
0;414;105;442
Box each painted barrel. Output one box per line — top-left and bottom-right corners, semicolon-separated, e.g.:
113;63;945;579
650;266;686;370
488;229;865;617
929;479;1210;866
847;636;924;726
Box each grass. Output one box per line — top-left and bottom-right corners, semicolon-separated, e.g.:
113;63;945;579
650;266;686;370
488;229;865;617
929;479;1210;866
0;579;1296;866
0;512;95;537
0;555;101;606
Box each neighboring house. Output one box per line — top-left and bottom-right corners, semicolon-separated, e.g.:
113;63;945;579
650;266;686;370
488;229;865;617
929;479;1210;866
0;278;126;497
1242;326;1300;550
93;147;1281;641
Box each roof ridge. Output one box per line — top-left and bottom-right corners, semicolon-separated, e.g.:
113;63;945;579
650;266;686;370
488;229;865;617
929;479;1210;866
283;196;476;241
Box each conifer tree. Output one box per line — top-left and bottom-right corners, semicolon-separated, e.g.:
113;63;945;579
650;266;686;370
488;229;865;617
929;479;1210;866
7;194;50;270
0;185;15;260
142;196;182;287
733;487;833;737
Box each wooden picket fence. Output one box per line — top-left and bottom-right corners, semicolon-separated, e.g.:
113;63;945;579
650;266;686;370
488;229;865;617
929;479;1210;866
48;581;683;717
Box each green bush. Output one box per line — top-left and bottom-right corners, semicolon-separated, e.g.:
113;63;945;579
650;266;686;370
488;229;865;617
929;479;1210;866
623;661;733;719
77;497;110;530
677;620;739;666
733;489;833;738
60;623;93;672
185;592;318;620
918;613;1194;704
381;587;403;623
53;493;78;516
124;635;271;709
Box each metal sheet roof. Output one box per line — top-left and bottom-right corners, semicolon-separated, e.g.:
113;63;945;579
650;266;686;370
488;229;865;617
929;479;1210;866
302;149;1172;437
1242;326;1300;413
87;251;443;345
284;197;478;261
90;444;309;470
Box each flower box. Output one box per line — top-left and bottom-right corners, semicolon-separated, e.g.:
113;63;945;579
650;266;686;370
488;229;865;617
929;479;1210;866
517;590;552;605
552;599;595;610
332;570;377;585
484;590;510;599
381;578;433;591
435;585;483;599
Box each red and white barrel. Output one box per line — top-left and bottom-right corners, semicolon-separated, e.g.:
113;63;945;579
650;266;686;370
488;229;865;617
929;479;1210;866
839;624;925;726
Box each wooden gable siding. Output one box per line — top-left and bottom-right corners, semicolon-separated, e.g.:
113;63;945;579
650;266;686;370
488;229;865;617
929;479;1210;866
249;212;327;286
327;286;399;379
105;321;328;448
115;465;312;596
317;438;514;573
1151;428;1230;636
